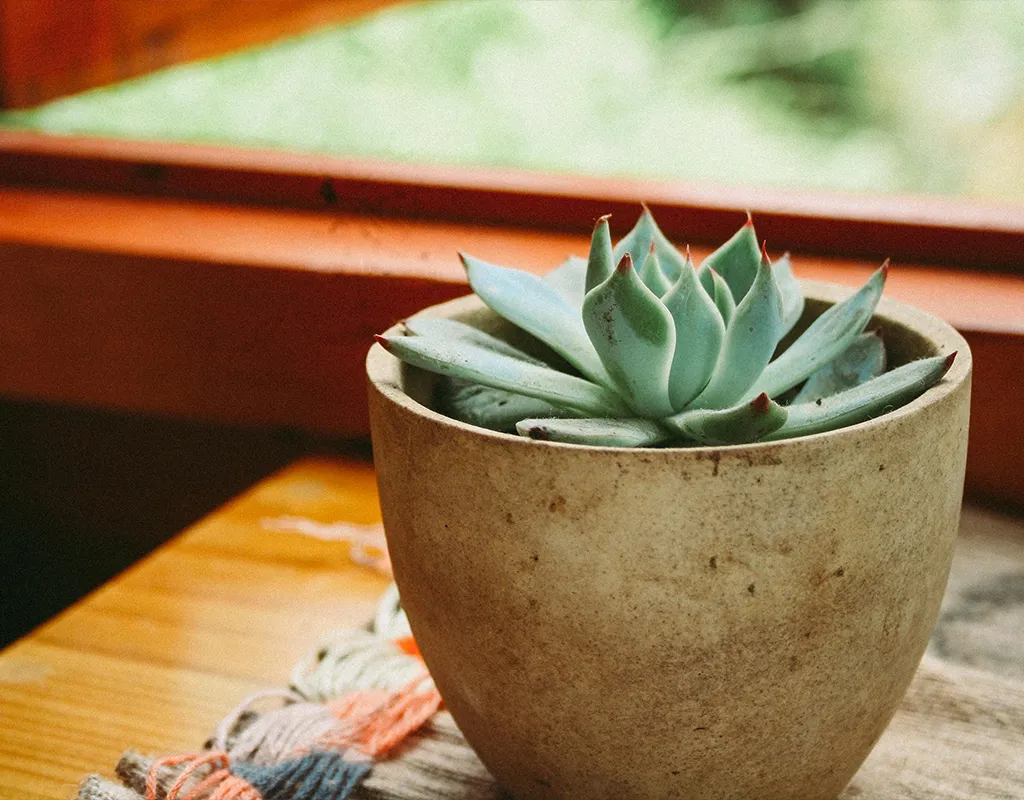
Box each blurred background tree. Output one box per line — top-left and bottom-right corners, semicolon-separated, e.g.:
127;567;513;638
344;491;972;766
2;0;1022;202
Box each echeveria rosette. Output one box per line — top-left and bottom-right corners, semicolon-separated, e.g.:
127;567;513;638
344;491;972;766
376;209;956;447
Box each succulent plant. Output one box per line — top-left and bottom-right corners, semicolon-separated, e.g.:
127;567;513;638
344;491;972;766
375;209;955;447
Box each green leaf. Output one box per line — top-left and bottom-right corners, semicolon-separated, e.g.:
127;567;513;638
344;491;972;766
661;257;724;409
462;252;611;387
612;207;687;283
612;207;656;275
377;334;627;416
774;252;805;337
689;251;783;409
585;215;614;294
763;353;956;441
543;255;588;310
441;379;574;432
697;216;760;301
793;330;887;404
639;248;672;296
516;417;671;447
710;269;736;326
582;254;676;418
668;393;788;445
748;263;887;400
403;317;546;365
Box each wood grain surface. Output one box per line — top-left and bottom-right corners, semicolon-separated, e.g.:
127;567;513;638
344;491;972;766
1;459;1022;799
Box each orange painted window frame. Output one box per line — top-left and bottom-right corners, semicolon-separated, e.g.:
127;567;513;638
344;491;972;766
0;131;1021;507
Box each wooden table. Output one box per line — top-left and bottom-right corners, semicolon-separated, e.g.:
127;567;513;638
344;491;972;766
1;458;1022;799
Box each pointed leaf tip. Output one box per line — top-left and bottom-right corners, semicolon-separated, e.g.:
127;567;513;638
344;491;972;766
880;259;890;280
744;210;754;227
616;253;633;273
752;392;771;413
527;426;550;440
374;334;391;350
597;213;611;223
944;351;958;370
760;241;770;265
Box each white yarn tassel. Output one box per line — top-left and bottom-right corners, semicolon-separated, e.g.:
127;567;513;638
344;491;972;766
291;629;430;702
372;583;412;640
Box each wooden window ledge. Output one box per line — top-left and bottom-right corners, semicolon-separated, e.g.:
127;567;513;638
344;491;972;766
1;133;1022;507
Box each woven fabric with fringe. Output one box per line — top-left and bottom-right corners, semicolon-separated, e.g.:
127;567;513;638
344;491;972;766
77;586;502;800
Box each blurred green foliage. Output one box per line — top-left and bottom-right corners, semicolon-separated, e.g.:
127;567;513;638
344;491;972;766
3;0;1022;202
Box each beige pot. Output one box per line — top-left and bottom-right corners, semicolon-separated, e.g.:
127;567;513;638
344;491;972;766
366;281;971;800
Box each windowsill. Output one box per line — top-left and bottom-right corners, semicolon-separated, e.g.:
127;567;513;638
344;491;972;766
1;132;1021;507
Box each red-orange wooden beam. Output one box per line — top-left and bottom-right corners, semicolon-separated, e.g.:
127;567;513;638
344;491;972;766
1;132;1022;270
0;1;402;108
0;184;1021;506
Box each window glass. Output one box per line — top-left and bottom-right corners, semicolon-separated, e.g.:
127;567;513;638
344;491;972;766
3;0;1022;203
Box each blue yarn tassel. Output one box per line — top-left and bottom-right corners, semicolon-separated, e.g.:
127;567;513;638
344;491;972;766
233;750;371;799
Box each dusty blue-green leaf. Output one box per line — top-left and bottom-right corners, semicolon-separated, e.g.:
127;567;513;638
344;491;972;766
377;334;627;416
403;317;547;365
689;254;783;409
442;379;574;432
516;417;670;447
661;258;724;409
582;255;676;418
612;207;687;283
668;393;788;445
543;255;588;309
697;217;760;301
639;248;672;296
585;215;614;295
763;352;955;441
749;263;887;400
774;253;805;336
710;269;736;326
793;330;887;404
462;252;611;386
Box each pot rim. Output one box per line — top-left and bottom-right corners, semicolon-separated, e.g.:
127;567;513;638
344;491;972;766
366;278;971;454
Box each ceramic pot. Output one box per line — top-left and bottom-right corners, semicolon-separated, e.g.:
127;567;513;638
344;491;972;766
366;280;971;800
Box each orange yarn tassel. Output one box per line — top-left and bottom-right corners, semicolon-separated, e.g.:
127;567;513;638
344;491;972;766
147;752;229;800
322;677;442;758
393;636;421;658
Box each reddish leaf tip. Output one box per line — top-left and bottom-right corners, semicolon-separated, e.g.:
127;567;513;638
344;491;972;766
751;392;771;413
943;351;958;370
744;210;754;227
880;259;890;280
616;253;633;273
527;426;551;441
760;240;771;265
374;334;391;351
872;326;884;338
649;241;656;254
